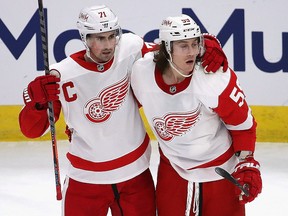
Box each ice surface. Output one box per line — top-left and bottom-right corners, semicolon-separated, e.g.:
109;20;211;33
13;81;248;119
0;141;287;216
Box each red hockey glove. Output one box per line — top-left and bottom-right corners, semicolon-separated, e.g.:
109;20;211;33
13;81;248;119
232;155;262;204
202;33;228;73
23;75;60;109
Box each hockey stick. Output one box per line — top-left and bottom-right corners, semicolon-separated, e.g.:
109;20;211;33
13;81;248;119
215;167;249;196
38;0;62;200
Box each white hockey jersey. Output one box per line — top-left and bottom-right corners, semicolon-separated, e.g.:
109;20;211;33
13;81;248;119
49;33;151;184
131;52;256;182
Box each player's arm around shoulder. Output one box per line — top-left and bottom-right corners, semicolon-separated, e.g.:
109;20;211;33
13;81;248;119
131;52;155;101
122;33;157;55
131;52;155;77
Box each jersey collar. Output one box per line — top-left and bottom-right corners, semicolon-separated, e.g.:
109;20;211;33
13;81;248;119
70;50;114;72
155;66;192;95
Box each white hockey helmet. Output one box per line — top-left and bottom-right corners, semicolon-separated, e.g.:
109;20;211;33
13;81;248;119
159;14;202;52
77;5;122;47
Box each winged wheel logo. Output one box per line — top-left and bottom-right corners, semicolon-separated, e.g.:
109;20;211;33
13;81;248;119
84;75;129;123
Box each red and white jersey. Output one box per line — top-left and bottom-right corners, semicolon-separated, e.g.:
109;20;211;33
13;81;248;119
20;33;155;184
131;52;257;182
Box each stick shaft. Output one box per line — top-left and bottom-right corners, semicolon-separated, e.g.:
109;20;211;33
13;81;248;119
38;0;62;200
215;167;249;196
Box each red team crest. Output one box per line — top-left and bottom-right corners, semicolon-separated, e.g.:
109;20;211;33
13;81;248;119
84;75;130;123
153;104;201;141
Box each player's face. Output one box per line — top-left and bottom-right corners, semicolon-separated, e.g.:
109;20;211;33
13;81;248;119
171;38;200;74
87;30;117;63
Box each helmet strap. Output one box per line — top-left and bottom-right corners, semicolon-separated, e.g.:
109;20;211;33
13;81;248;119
167;52;193;78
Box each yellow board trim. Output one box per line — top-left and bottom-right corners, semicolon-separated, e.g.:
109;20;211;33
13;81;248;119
1;105;287;142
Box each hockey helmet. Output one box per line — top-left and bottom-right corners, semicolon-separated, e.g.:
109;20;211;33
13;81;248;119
159;14;203;52
77;5;122;47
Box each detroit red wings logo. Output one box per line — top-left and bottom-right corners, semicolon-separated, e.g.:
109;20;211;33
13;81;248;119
84;75;129;123
153;104;202;141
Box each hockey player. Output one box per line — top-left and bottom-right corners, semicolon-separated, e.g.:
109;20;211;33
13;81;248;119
19;5;228;216
131;15;262;216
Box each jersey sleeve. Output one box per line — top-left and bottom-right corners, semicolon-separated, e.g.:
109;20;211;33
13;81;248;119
19;100;61;138
141;42;159;56
212;69;257;153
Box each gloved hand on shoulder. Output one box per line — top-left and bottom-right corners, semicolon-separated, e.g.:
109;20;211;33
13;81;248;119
202;33;228;73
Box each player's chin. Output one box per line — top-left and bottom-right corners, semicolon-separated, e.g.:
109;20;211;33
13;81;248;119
100;54;113;62
183;66;194;73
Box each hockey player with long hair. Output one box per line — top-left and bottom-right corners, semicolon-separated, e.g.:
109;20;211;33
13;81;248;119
131;14;262;216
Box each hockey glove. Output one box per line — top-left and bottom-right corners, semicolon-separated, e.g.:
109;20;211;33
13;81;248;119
23;75;60;109
202;33;228;73
232;155;262;204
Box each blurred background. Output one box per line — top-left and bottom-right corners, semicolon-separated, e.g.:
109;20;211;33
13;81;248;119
0;0;287;215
